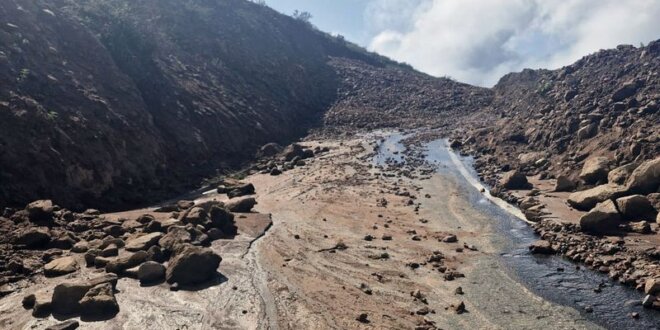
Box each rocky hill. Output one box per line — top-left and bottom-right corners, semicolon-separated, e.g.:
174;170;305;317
1;0;658;213
451;41;659;189
0;0;472;210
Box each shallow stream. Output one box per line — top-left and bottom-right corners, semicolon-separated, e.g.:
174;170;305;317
375;132;660;329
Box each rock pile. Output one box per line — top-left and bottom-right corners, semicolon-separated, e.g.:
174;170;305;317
249;142;328;176
2;194;245;321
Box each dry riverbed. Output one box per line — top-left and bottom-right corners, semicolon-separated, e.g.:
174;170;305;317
4;132;655;329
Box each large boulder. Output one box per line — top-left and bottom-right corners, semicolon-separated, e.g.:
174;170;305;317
258;142;282;158
51;282;93;315
554;175;575;192
579;200;622;234
180;207;208;226
166;245;221;285
282;144;305;161
105;251;148;274
227;183;255;199
499;170;529;190
625;157;660;194
158;226;192;253
567;184;626;211
44;256;78;277
225;197;257;213
138;261;166;284
50;274;119;316
579;157;610;184
209;206;237;237
25;200;55;222
608;163;638;185
79;283;119;319
615;195;656;221
125;232;163;252
14;227;51;248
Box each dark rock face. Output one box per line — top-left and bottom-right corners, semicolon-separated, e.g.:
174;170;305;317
0;0;409;211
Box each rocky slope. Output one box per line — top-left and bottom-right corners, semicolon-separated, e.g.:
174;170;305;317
2;0;452;211
452;41;659;188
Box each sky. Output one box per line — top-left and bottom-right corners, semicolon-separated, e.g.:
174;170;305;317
266;0;660;87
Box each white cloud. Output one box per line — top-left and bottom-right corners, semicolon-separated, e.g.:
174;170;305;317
365;0;660;86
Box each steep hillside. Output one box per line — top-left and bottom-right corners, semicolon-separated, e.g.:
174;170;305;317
324;58;492;130
1;0;470;210
452;41;660;188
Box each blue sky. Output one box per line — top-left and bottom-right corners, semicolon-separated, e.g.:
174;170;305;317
267;0;660;87
267;0;371;45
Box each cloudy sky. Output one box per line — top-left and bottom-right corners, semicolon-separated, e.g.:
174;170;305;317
267;0;660;87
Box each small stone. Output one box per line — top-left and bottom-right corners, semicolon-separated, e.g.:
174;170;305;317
454;301;466;314
442;234;457;243
45;320;79;330
356;313;369;323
